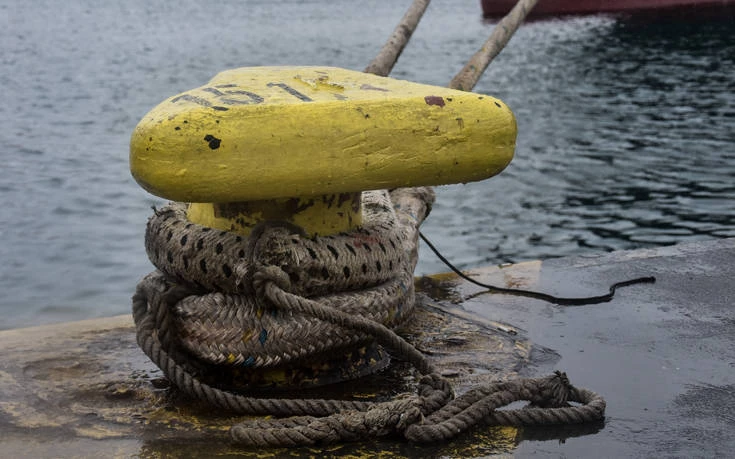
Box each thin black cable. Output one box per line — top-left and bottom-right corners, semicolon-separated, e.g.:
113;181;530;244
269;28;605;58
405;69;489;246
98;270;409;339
419;231;655;306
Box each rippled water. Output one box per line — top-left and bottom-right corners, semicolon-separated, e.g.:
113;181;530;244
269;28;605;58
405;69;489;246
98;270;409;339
1;0;733;330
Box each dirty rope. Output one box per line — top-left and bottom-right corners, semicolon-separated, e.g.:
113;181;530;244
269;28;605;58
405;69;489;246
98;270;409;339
133;187;605;446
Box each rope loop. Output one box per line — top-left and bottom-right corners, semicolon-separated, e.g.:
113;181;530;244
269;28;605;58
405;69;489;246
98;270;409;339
417;373;455;413
402;372;605;444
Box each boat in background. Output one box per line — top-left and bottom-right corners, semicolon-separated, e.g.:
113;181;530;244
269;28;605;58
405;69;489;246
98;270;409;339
481;0;735;18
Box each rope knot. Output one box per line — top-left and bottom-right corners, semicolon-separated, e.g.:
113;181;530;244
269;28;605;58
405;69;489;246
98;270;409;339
536;370;572;408
252;265;292;298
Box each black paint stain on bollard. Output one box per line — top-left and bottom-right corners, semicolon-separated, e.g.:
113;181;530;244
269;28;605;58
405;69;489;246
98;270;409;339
204;134;221;150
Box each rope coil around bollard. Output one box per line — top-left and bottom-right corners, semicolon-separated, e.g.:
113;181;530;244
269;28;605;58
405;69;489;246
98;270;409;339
133;187;606;447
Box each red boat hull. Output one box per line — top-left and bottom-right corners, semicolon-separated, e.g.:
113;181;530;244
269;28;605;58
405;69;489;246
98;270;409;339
481;0;734;17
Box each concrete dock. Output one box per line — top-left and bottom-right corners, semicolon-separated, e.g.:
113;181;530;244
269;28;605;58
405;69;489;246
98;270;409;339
1;238;733;457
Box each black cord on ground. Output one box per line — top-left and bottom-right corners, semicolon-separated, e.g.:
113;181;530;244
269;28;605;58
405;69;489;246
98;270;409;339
419;231;656;306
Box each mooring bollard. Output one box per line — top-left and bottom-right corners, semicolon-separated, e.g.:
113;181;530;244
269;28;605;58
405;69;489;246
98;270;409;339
129;66;548;444
130;66;516;236
130;65;516;386
128;67;610;447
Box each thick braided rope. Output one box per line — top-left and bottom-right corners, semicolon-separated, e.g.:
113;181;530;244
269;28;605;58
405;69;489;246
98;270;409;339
145;190;415;297
173;272;414;367
143;189;427;368
133;188;433;414
253;265;435;375
132;273;374;416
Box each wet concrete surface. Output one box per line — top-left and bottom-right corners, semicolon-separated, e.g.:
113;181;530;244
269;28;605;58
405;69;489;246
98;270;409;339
1;238;733;457
450;238;735;457
0;290;532;457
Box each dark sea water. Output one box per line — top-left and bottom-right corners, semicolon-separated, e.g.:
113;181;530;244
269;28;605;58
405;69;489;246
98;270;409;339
1;0;733;330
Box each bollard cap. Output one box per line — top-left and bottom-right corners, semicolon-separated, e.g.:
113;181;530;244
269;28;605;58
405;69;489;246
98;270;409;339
130;66;516;202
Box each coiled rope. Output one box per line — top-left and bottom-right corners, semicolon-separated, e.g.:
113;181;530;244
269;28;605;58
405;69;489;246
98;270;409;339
132;0;621;447
133;188;607;446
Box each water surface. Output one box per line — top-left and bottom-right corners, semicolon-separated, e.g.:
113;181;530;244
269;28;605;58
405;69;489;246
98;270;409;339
1;0;733;329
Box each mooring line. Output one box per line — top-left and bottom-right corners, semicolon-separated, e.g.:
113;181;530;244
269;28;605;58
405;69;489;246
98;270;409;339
420;231;656;305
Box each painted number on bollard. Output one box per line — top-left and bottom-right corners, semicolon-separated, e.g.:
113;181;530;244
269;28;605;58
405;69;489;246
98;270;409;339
266;82;313;102
171;82;314;111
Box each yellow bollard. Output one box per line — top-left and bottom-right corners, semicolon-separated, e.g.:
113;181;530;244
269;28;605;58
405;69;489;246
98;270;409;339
130;66;516;236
